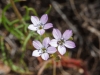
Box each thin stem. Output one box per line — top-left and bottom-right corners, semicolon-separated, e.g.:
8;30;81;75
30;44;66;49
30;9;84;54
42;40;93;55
10;0;28;33
53;58;56;75
0;37;8;65
22;33;32;51
10;0;22;21
0;37;6;59
21;32;32;59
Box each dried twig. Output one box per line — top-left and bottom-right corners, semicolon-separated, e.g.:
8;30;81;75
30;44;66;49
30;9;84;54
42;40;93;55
69;0;81;20
37;59;52;75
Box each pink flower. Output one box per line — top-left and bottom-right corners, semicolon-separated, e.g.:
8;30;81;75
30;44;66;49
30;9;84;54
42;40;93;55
32;37;57;60
49;29;75;55
28;14;53;35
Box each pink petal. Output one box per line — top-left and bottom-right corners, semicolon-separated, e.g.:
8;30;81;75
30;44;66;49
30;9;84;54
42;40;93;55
53;29;61;40
43;37;50;48
63;30;73;40
47;47;57;54
41;53;49;60
49;39;58;47
44;23;53;29
32;50;41;57
34;16;39;21
28;24;37;31
31;16;39;26
32;40;43;49
64;41;75;48
58;45;66;55
40;14;48;24
37;29;45;35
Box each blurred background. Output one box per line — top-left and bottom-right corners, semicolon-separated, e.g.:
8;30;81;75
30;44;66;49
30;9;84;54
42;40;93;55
0;0;100;75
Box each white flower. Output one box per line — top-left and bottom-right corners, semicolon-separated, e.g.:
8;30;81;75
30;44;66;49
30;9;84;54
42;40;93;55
28;14;53;35
49;29;76;55
32;37;57;60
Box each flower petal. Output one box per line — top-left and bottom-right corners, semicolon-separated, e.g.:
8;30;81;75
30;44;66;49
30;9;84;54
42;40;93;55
28;24;37;31
32;40;43;49
31;16;39;25
58;45;66;55
34;16;39;21
64;41;75;48
43;37;50;48
32;50;41;57
47;47;57;54
53;29;61;40
37;29;45;35
44;23;53;29
63;30;73;40
49;39;58;47
41;53;49;60
40;14;48;24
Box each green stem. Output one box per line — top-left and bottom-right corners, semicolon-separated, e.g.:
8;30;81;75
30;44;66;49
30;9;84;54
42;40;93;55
0;37;8;65
21;32;32;59
22;33;32;51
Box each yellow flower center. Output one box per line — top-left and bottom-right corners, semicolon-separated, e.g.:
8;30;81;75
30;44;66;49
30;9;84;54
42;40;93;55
39;25;43;29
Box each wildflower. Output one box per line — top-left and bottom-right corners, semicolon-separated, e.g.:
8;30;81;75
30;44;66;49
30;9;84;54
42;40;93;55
28;14;53;35
32;37;57;60
49;29;75;55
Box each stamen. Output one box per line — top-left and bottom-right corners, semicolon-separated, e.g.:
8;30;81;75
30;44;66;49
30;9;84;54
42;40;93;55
39;25;43;29
41;47;47;53
57;39;65;45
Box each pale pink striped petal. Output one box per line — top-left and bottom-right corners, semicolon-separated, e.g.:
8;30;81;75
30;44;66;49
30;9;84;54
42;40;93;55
41;53;49;60
47;47;57;54
34;16;39;21
43;37;50;48
44;23;53;29
32;50;41;57
58;45;66;55
28;24;37;31
63;30;73;40
31;16;39;25
40;14;48;24
32;40;42;49
37;29;45;35
53;29;61;40
49;39;58;47
64;41;75;48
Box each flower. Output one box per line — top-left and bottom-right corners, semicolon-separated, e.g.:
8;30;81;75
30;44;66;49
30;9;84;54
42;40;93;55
49;29;75;55
28;14;53;35
32;37;57;60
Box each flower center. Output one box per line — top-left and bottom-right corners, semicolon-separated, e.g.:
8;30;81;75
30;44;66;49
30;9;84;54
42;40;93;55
37;23;44;29
38;25;43;29
57;39;65;45
39;47;47;55
42;47;46;53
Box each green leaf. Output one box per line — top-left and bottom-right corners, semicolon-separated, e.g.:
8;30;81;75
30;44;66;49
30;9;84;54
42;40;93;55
24;6;38;18
45;5;52;14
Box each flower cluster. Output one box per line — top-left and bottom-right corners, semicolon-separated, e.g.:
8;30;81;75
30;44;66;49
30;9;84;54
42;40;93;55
28;14;75;60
